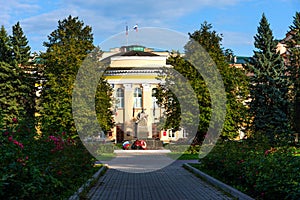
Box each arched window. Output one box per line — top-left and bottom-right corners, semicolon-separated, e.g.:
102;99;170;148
116;88;124;108
133;88;142;108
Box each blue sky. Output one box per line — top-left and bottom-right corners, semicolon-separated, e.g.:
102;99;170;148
0;0;298;56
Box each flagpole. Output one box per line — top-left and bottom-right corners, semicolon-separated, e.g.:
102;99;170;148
133;24;138;45
125;24;128;46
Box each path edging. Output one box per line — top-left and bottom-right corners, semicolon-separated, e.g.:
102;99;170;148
69;164;108;200
183;163;254;200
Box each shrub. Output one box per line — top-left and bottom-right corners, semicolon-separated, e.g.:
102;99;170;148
198;140;300;199
0;118;97;199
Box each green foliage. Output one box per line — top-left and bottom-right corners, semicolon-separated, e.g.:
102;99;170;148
72;47;114;137
0;25;12;64
0;117;97;199
11;22;36;122
286;12;300;132
0;23;36;126
245;14;293;145
95;77;114;132
188;22;249;140
40;15;96;136
0;61;22;126
10;22;31;66
155;57;199;134
155;22;249;142
197;141;300;200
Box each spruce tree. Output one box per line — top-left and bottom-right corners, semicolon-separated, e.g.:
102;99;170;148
246;14;292;145
10;22;31;66
10;22;35;122
286;12;300;135
0;61;20;127
0;26;12;64
0;25;26;126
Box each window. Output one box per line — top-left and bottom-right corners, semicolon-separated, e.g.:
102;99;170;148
116;88;124;108
152;88;159;108
168;129;175;138
133;88;142;108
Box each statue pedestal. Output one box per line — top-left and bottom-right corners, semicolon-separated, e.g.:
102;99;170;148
138;124;148;139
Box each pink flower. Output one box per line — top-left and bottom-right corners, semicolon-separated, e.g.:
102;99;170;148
12;118;18;123
2;131;9;136
8;136;13;142
264;150;270;156
13;140;24;149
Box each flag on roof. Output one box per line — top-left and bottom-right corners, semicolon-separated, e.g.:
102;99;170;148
133;24;138;32
126;25;128;36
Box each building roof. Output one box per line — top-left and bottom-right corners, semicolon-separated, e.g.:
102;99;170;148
235;56;249;64
121;50;160;57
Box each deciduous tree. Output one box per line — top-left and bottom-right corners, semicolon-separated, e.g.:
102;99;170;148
155;22;249;143
40;16;95;136
40;16;114;137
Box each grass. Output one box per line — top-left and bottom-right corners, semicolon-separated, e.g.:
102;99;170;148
96;153;116;161
167;152;199;160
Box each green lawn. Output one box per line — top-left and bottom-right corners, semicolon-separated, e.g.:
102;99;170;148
167;152;199;160
96;153;116;161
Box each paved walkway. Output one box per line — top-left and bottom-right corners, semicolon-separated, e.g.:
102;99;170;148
87;152;232;200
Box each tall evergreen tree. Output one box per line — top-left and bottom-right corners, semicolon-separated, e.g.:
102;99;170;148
10;22;31;66
10;22;36;122
286;12;300;135
246;14;292;145
0;61;20;127
0;25;28;126
0;26;12;64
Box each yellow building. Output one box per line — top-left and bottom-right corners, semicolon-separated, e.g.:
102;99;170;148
103;45;187;143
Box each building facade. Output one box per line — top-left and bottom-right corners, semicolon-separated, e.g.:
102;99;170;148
103;45;186;143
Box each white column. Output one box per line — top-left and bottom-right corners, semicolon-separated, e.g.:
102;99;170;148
123;84;134;134
142;83;152;138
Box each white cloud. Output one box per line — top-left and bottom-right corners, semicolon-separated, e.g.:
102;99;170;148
222;31;253;46
62;0;243;19
0;0;40;26
2;0;250;51
57;0;246;38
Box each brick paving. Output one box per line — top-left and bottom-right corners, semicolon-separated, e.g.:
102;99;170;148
87;152;232;200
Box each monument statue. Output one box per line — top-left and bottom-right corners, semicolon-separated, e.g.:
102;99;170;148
135;109;148;138
136;110;148;126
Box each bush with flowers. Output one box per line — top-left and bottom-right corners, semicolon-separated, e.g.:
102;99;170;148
0;117;98;199
196;139;300;200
